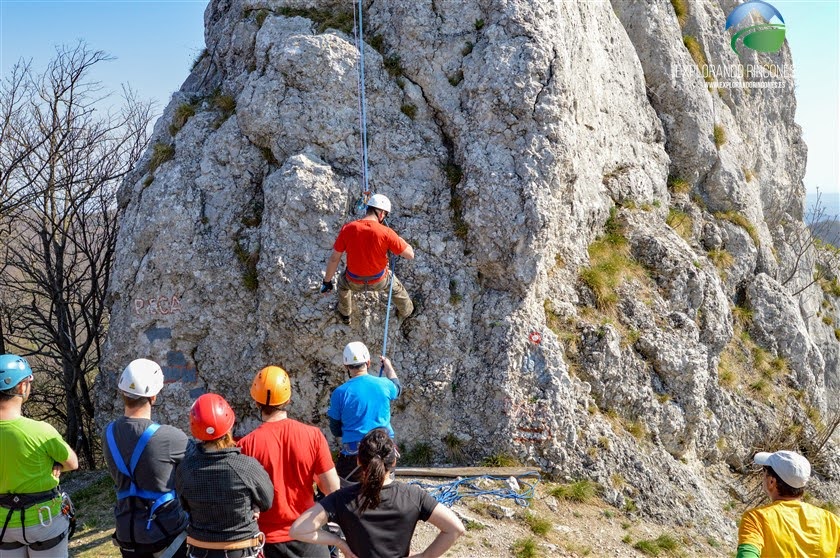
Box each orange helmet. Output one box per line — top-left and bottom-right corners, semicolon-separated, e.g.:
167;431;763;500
250;366;291;407
190;393;235;441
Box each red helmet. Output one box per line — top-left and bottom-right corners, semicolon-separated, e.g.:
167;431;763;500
190;393;235;441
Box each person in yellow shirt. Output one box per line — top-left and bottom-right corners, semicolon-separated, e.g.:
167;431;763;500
737;450;839;557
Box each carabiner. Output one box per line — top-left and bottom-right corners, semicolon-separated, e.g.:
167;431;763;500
37;504;53;527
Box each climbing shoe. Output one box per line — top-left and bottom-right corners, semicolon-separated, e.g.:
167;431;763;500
398;293;423;321
336;308;351;325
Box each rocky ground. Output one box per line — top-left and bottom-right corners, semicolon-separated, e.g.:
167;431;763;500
64;469;755;558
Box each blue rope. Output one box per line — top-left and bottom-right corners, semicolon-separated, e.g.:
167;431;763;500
380;256;396;377
354;0;371;213
409;474;540;508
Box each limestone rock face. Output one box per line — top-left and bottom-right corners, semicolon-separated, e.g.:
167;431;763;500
746;274;826;407
99;0;838;536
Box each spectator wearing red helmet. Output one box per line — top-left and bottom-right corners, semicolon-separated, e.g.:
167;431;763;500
176;394;274;558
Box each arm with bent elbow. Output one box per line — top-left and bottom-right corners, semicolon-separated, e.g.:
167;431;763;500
399;244;414;260
52;448;79;478
61;448;79;472
290;504;358;558
406;504;465;558
316;468;340;496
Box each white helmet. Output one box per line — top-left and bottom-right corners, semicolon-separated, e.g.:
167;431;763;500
367;194;391;213
118;358;164;398
343;342;371;366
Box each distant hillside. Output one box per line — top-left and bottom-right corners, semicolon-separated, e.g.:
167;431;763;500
807;191;840;220
811;219;840;248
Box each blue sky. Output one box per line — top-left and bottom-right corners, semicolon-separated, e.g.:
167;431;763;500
775;0;839;197
0;0;837;195
0;0;207;114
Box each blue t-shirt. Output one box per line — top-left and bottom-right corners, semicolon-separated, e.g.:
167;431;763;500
327;375;399;444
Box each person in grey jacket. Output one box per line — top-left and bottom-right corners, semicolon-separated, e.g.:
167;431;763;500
176;394;273;558
103;359;188;558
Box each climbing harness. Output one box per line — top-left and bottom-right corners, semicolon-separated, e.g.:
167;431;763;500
380;256;397;377
345;268;386;283
105;422;177;531
0;488;69;551
409;473;540;508
158;530;189;558
352;0;372;214
186;533;265;558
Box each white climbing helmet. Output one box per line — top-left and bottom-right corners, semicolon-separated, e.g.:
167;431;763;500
118;358;165;398
367;194;392;214
343;342;371;366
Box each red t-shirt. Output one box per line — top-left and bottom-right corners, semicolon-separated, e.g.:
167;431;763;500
333;219;408;279
237;419;335;543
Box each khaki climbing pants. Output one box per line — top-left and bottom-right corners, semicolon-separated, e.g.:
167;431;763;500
337;270;413;318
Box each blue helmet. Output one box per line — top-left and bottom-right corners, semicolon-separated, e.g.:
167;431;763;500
0;354;33;391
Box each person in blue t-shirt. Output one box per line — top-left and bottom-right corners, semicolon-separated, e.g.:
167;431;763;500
327;342;400;482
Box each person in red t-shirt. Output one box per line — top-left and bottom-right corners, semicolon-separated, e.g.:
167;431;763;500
238;366;340;558
320;194;415;325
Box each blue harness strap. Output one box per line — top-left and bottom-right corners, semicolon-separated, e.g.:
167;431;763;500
105;422;176;530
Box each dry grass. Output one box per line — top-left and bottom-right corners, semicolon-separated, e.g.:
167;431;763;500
715;211;760;247
708;248;734;272
148;142;174;173
713;125;726;149
683;36;713;83
670;0;688;27
668;177;691;194
277;7;354;34
818;275;840;297
666;208;693;241
68;474;120;558
170;102;196;135
550;479;601;504
579;209;646;311
732;304;753;329
717;323;790;406
743;168;755;182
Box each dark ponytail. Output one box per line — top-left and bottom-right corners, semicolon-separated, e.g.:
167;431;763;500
358;428;397;512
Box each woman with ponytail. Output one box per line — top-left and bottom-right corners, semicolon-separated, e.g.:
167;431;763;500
290;428;464;558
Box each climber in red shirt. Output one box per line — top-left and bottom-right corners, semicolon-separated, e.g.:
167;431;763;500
320;194;414;325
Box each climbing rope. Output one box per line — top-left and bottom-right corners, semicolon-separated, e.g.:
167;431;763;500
379;256;396;376
409;473;540;508
352;0;372;214
345;1;403;343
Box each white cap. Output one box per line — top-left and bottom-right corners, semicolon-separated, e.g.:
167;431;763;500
754;450;811;488
343;342;370;366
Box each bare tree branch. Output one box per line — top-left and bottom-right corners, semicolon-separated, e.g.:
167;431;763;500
0;42;152;468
